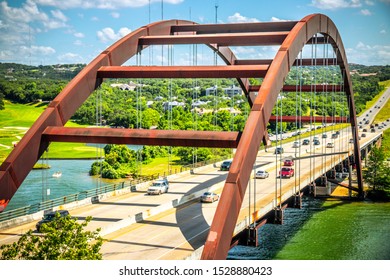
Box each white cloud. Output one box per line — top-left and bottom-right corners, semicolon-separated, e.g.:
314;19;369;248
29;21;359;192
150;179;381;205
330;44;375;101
20;45;56;56
347;42;390;65
97;27;132;43
51;10;67;22
311;0;362;10
58;52;83;63
111;12;120;18
227;13;260;23
380;29;387;34
360;9;372;15
365;0;374;5
73;40;83;46
74;32;85;38
34;0;183;9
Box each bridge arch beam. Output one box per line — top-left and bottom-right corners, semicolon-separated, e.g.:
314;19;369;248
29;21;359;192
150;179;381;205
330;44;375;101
201;13;363;260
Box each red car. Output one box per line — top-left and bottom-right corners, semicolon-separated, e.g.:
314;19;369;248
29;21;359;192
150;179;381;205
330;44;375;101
283;159;294;166
279;167;294;178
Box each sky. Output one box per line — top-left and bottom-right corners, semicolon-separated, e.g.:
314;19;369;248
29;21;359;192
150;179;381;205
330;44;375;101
0;0;389;66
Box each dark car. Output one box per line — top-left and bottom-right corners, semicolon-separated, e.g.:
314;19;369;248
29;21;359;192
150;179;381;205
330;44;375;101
313;139;320;145
36;210;70;232
220;160;232;171
274;147;284;154
302;139;310;145
361;133;366;137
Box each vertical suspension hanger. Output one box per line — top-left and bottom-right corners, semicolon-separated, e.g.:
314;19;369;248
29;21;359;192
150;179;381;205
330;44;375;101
136;48;143;178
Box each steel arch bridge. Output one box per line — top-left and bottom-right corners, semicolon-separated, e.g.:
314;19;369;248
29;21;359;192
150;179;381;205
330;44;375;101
0;13;363;259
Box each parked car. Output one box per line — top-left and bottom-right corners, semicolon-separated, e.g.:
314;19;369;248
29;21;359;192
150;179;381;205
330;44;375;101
255;170;269;179
147;179;169;195
200;192;219;203
283;159;294;166
220;160;232;171
326;142;335;148
279;167;294;178
302;139;310;145
36;210;70;232
274;147;284;154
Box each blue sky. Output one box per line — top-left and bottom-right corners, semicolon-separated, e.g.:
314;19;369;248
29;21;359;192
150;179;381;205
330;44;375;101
0;0;389;66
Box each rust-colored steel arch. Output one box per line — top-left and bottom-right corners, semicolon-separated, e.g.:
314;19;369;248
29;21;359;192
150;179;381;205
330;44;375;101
0;14;363;262
0;18;294;210
200;13;363;259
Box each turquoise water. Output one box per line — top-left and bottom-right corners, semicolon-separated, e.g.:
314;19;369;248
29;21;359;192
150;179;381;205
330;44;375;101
228;197;390;260
5;160;102;211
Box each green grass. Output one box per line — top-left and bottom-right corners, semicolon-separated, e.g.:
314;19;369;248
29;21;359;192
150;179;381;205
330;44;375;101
373;81;390;124
0;100;101;163
139;155;183;177
365;80;390;114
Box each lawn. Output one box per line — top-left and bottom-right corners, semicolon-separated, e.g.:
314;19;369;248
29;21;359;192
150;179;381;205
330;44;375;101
0;100;101;163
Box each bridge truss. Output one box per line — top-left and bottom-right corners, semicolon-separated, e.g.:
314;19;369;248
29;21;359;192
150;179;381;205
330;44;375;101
0;14;363;259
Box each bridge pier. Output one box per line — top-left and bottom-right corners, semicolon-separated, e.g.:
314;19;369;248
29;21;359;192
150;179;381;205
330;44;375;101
246;227;258;247
293;192;303;209
274;204;287;224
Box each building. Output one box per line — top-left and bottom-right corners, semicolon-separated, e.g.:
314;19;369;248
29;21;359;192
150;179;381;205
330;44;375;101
223;85;242;97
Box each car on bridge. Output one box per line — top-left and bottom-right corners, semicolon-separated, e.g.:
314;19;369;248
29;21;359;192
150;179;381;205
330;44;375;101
147;179;169;195
326;142;335;148
302;139;310;145
313;139;321;145
220;160;232;171
283;159;294;166
279;167;294;178
200;192;219;203
255;170;269;179
274;147;284;154
292;141;300;148
36;210;70;232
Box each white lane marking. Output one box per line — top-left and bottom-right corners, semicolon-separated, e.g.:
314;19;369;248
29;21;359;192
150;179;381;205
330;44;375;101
156;226;210;260
192;214;202;220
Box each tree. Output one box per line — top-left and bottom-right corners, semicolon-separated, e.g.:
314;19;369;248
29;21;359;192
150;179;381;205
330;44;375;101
363;146;390;191
0;214;102;260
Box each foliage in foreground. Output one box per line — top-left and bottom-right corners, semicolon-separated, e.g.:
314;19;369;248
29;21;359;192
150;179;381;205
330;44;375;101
0;214;102;260
363;146;390;193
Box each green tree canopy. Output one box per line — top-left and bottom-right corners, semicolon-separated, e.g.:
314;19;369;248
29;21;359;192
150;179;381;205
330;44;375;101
0;214;102;260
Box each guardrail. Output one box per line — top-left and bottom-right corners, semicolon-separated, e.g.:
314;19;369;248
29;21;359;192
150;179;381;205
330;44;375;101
0;158;224;223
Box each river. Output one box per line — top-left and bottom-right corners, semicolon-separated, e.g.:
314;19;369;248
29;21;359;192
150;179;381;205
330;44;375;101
5;159;102;211
228;196;390;260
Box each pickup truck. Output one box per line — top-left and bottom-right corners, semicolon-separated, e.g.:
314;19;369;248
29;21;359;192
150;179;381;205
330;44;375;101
279;167;294;178
147;179;169;195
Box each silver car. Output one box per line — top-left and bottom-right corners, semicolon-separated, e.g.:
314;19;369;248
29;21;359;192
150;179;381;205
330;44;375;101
200;192;219;203
255;170;269;179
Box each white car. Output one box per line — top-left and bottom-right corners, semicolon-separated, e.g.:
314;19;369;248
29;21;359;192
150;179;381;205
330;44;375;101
326;142;335;148
200;192;219;203
147;179;169;195
255;170;269;179
292;141;300;148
